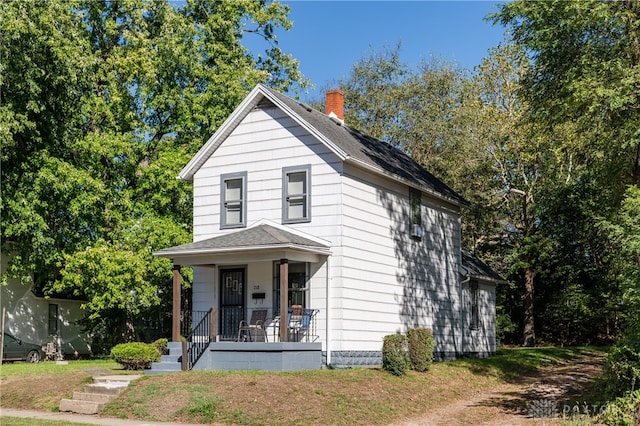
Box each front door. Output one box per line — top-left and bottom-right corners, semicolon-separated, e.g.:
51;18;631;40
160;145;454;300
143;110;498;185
219;268;245;340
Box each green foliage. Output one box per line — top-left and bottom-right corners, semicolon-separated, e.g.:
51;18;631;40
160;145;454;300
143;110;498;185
491;1;640;163
110;342;160;370
382;334;410;376
0;0;307;342
604;339;640;398
151;338;169;356
495;310;517;343
406;328;435;372
598;389;640;426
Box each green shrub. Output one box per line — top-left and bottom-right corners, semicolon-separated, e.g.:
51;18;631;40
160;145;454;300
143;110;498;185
406;328;435;372
598;389;640;426
110;342;160;370
382;334;410;376
604;343;640;398
151;338;169;356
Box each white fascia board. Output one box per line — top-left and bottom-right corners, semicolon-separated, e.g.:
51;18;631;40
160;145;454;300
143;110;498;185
153;244;331;258
470;274;506;285
459;263;470;276
177;85;266;181
178;84;348;181
345;156;465;209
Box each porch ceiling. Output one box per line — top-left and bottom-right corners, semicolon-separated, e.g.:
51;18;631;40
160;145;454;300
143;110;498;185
153;223;331;266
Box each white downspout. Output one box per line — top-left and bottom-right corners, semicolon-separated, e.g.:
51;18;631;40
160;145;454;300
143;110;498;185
325;255;332;366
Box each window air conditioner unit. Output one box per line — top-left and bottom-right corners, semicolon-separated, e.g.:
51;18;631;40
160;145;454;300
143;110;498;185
411;224;424;238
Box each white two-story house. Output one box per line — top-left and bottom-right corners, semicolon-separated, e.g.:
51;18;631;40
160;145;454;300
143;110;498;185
154;84;501;370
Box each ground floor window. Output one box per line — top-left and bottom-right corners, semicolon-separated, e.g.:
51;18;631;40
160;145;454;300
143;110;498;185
48;304;58;336
273;261;308;314
470;281;479;330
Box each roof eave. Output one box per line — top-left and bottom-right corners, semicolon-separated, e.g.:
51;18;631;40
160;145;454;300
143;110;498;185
178;84;349;181
469;274;507;285
177;85;266;181
345;157;467;208
154;243;331;259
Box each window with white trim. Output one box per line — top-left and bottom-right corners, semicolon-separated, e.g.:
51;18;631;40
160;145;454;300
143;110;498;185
220;172;247;228
282;165;311;223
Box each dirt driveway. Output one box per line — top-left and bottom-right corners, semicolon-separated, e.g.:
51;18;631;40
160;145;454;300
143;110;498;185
396;350;605;425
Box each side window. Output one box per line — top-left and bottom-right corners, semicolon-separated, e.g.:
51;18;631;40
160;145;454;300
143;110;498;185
470;281;479;330
49;303;59;336
410;188;423;239
220;172;247;229
282;165;311;223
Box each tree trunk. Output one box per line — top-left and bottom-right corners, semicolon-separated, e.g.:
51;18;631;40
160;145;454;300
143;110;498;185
522;266;536;347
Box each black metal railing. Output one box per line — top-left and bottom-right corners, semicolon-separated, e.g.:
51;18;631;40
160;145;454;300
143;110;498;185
295;308;319;342
181;310;211;337
183;308;214;370
264;308;319;342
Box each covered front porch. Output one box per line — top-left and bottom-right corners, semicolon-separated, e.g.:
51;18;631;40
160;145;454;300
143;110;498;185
153;222;331;371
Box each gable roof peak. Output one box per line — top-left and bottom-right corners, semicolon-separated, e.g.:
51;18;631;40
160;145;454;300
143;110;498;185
179;84;467;207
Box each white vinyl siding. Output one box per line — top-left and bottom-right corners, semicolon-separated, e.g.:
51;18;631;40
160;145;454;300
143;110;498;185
192;104;342;242
187;97;496;359
462;281;496;356
335;164;463;355
1;255;91;355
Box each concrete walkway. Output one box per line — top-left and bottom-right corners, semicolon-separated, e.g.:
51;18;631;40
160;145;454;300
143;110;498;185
0;408;205;425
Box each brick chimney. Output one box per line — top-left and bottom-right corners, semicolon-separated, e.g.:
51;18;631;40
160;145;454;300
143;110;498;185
325;89;344;122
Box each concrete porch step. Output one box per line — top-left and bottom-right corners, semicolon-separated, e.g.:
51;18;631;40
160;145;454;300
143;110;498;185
59;375;141;415
151;361;181;371
72;391;113;403
83;383;127;395
146;342;183;374
160;354;181;363
59;398;105;415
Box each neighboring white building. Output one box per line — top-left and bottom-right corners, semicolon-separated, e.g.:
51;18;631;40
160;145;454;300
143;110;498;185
1;254;92;356
155;84;502;367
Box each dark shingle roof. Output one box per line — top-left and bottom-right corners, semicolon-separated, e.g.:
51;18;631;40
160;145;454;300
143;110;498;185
154;224;330;257
461;250;506;283
261;85;467;206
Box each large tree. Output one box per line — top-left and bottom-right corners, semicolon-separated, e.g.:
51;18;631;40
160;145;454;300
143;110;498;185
492;0;640;188
0;0;306;344
492;0;640;345
335;37;629;347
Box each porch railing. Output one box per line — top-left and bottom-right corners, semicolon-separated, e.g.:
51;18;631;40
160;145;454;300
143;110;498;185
181;310;211;337
182;308;216;370
264;308;319;343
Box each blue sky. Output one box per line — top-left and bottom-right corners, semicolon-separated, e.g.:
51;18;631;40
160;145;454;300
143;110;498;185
248;1;507;102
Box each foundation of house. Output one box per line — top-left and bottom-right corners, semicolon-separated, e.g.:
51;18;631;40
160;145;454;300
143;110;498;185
193;342;322;371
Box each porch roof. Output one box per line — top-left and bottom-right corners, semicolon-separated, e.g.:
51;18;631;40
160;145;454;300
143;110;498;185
154;223;331;265
461;250;507;284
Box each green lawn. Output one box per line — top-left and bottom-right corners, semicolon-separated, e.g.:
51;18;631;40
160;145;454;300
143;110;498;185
0;347;608;426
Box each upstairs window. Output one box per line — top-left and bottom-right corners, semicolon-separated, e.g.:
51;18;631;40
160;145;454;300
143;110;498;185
221;172;247;228
410;188;423;239
283;165;311;223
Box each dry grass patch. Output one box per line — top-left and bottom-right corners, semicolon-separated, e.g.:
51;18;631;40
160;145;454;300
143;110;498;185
1;371;92;412
102;364;505;426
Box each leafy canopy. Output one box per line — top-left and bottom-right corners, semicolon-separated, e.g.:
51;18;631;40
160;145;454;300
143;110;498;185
0;0;307;343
